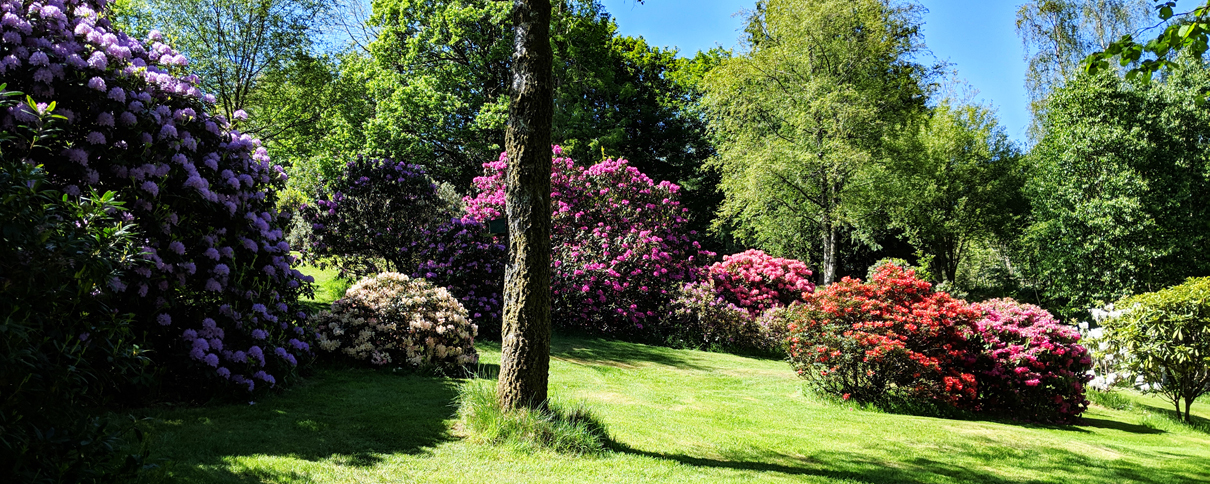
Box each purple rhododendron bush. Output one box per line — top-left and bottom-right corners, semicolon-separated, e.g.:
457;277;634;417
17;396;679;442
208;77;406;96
464;148;715;338
299;157;505;335
1;0;313;396
310;273;478;372
973;298;1093;423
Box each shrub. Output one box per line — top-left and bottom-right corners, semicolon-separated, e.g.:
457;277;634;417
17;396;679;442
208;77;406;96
414;218;505;336
464;148;714;337
786;263;981;406
667;279;794;353
972;298;1092;423
1;0;314;397
706;249;815;318
310;273;478;372
0;91;149;482
300;158;505;333
298;157;454;278
1101;277;1210;422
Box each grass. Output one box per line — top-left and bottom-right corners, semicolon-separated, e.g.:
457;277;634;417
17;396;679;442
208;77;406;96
456;379;612;455
134;333;1210;483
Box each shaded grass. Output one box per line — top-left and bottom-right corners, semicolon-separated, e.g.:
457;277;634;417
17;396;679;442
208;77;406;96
136;333;1210;483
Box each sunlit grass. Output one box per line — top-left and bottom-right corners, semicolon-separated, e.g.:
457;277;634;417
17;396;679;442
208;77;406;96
135;331;1210;483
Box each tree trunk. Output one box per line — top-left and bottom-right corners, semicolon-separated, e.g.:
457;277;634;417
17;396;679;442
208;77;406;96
497;0;554;411
820;181;837;286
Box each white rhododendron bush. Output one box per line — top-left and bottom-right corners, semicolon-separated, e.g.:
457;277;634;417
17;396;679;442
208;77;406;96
311;273;479;371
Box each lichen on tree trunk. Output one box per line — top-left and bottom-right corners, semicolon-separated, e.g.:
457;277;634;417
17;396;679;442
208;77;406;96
497;0;554;411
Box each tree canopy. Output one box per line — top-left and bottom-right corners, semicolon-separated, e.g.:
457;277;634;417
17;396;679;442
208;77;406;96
703;0;934;284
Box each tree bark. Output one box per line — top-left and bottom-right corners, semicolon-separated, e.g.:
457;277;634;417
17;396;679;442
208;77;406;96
497;0;554;411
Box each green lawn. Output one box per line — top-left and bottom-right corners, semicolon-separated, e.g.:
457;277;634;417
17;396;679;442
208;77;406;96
138;333;1210;483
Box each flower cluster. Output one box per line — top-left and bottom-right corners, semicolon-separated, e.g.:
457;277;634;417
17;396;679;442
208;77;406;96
706;249;815;318
299;157;505;333
464;148;715;337
310;272;478;371
1;0;313;395
298;156;452;279
667;279;785;353
786;263;981;406
413;218;505;336
972;299;1092;423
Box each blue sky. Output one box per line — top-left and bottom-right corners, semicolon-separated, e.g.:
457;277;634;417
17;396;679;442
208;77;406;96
600;0;1034;141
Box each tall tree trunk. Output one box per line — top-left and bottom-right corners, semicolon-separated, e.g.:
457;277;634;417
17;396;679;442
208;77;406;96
820;212;836;286
497;0;554;411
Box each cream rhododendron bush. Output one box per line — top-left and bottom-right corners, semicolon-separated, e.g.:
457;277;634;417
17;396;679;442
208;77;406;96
311;273;479;371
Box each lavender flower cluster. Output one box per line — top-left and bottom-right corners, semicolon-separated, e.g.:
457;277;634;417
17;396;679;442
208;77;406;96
1;0;313;394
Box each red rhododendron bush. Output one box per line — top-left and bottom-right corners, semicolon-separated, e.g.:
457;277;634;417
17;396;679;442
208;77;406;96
786;263;981;406
464;148;714;338
1;0;312;396
973;298;1092;423
787;263;1094;421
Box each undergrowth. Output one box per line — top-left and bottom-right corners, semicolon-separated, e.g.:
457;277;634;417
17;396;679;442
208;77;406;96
457;379;612;455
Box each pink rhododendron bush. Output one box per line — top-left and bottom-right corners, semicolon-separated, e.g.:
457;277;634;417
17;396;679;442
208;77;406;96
464;148;714;338
706;249;815;316
310;273;478;372
973;298;1092;423
1;0;312;395
668;279;787;352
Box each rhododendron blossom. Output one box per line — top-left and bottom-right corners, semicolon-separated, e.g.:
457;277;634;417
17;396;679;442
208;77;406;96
1;0;313;395
786;263;981;406
463;148;715;337
973;298;1092;423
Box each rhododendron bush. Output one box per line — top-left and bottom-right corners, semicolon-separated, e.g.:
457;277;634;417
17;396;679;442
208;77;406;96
299;157;505;334
706;249;815;317
787;263;981;406
464;148;714;337
310;273;478;372
973;299;1092;423
1;0;312;395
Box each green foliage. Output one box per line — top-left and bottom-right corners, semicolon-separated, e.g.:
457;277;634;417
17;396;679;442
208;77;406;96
1016;0;1153;111
139;0;327;120
457;379;611;455
0;88;151;483
702;0;935;284
1086;0;1210;86
291;1;716;218
882;102;1026;284
1103;277;1210;422
1022;65;1210;319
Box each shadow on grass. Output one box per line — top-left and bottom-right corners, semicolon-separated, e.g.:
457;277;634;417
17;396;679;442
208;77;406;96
609;438;1206;484
1079;416;1165;434
1131;400;1210;435
548;335;710;371
142;367;459;483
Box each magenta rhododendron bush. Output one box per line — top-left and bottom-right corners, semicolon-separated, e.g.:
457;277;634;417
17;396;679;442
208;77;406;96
464;148;714;337
1;0;312;394
706;249;815;318
973;298;1092;423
